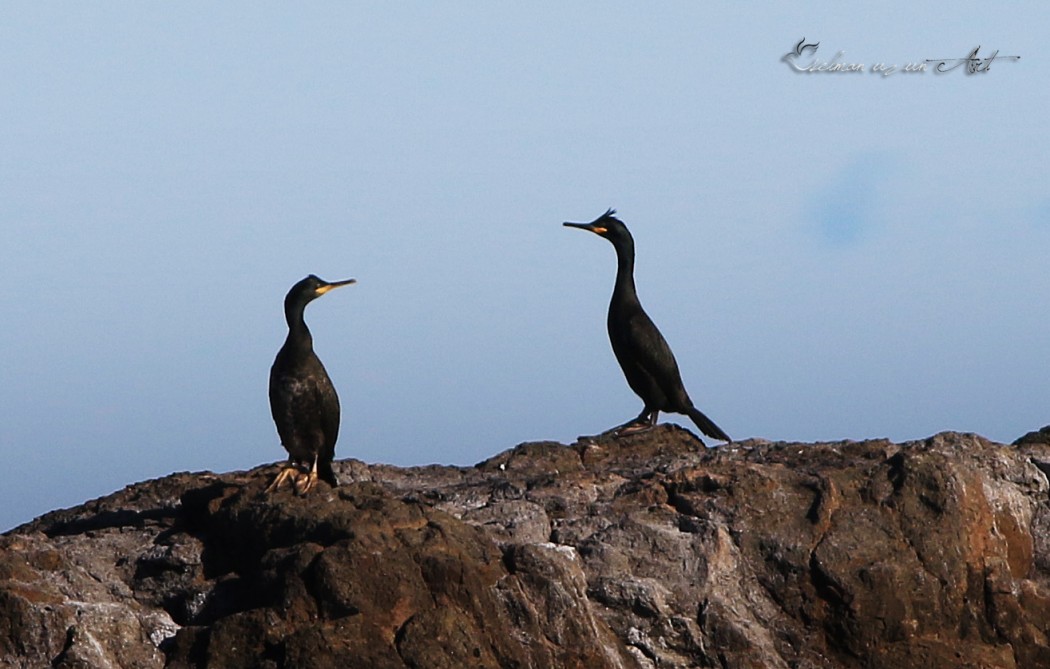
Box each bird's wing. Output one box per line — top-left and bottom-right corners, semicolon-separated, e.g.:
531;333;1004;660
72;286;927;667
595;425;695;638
614;307;689;404
318;376;340;464
625;309;677;364
269;368;334;455
631;309;681;370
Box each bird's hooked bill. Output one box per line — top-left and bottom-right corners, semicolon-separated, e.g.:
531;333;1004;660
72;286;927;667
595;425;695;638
316;278;356;295
563;222;607;234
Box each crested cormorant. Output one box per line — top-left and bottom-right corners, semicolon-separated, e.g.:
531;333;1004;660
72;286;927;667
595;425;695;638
267;274;355;494
563;210;731;443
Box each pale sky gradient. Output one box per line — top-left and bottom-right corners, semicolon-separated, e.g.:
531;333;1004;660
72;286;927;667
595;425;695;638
3;4;1048;531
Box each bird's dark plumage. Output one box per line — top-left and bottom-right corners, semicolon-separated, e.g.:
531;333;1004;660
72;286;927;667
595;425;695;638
563;210;730;443
268;274;355;494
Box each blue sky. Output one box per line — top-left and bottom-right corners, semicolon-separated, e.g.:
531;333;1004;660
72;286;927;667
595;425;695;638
2;4;1048;531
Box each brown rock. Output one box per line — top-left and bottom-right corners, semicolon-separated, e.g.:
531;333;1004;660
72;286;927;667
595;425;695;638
2;427;1050;667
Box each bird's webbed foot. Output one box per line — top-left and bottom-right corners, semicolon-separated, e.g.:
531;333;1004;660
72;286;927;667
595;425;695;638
576;411;658;442
612;410;658;435
614;420;652;435
266;459;318;495
266;465;303;494
294;466;318;496
289;454;324;495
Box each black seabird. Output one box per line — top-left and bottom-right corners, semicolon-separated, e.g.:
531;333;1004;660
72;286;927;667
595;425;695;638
564;210;730;443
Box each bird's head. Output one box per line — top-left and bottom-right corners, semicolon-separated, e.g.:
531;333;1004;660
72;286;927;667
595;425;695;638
562;208;633;246
286;274;356;309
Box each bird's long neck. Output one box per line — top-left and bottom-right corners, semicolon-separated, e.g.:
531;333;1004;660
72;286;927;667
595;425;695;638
611;237;640;307
283;300;314;355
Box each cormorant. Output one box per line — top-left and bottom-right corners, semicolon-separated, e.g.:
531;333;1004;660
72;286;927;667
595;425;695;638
267;274;355;494
563;210;731;443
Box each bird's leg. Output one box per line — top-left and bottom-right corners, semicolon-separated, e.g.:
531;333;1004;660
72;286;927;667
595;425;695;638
615;409;657;435
266;460;302;493
294;454;320;496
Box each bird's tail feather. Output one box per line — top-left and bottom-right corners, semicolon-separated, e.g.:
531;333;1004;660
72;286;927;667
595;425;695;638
686;407;731;443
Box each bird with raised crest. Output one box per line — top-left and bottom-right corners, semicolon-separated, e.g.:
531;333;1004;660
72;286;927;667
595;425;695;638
563;210;731;443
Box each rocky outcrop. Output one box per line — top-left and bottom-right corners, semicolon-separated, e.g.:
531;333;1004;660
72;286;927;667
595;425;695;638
4;427;1050;668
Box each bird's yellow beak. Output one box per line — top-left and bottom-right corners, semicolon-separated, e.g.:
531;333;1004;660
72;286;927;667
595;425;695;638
316;279;356;295
563;221;606;235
